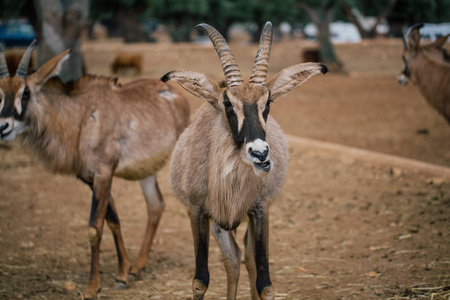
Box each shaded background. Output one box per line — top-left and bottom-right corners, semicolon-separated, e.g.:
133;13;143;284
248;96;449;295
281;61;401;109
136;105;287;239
1;0;449;165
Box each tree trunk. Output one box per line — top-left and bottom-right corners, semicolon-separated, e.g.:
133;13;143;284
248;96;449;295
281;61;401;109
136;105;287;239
33;0;89;82
317;23;337;65
299;1;343;72
341;3;372;38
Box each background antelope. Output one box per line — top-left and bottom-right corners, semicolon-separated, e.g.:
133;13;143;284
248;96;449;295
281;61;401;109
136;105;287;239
398;23;450;125
111;52;143;75
0;41;190;300
162;22;327;300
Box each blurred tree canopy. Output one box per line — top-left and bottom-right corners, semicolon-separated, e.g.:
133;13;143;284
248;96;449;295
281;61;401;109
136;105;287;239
0;0;448;75
2;0;449;42
388;0;450;36
0;0;29;18
88;0;303;42
389;0;450;24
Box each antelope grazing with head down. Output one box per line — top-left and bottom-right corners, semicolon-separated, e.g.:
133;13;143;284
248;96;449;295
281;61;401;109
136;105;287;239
0;41;190;299
162;22;327;300
398;23;450;125
111;53;143;75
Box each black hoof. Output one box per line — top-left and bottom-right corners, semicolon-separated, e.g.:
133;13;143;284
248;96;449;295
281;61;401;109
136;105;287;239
192;279;208;300
113;280;129;290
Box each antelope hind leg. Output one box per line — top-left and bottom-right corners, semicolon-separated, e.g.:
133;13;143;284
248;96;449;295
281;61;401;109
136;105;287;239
130;175;165;279
244;225;258;300
105;196;131;289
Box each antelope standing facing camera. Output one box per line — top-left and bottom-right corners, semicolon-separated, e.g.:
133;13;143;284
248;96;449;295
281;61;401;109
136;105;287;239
0;41;190;300
162;22;327;300
398;23;450;125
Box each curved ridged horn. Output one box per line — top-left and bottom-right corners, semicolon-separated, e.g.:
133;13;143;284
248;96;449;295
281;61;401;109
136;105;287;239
404;23;424;50
0;43;10;78
402;35;408;50
16;39;36;78
196;23;243;88
250;21;273;86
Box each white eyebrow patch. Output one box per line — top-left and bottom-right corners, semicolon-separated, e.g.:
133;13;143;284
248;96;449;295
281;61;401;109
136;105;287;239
14;86;26;115
0;89;4;112
159;90;177;101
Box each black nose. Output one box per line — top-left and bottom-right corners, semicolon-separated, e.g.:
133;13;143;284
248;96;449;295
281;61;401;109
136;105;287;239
0;123;8;133
249;149;269;162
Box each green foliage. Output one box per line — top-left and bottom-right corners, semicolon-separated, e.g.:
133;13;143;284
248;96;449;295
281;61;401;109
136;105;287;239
389;0;450;23
344;0;392;16
2;0;448;42
89;0;308;31
0;0;28;19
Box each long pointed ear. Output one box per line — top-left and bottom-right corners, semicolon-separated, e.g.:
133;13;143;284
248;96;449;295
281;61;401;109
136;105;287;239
266;63;327;100
28;49;71;89
408;24;423;50
431;34;449;48
161;70;220;104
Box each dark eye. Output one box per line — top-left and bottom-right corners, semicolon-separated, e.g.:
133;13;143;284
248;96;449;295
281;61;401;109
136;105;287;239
262;99;271;122
22;86;30;103
223;100;233;108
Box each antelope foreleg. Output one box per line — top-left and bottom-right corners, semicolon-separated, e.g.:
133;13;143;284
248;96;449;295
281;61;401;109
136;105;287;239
248;203;274;300
189;205;210;300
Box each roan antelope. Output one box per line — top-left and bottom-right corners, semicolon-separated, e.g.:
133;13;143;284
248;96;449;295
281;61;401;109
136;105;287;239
398;23;450;125
162;22;327;300
0;41;190;299
111;53;143;75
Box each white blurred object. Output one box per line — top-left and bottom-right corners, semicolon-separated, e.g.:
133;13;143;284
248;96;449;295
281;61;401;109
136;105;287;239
414;23;450;41
304;22;362;44
280;21;292;37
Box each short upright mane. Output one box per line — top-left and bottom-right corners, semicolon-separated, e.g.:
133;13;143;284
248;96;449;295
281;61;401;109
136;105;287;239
423;49;450;67
69;75;120;93
42;75;120;95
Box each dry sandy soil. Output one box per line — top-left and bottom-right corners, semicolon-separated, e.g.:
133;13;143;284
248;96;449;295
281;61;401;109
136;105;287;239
0;37;449;300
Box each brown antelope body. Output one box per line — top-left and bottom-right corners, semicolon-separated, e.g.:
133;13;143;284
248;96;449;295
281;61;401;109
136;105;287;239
0;42;190;299
398;23;450;124
163;22;327;300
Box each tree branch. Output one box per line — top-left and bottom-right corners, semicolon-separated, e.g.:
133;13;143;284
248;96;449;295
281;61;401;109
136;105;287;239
341;2;366;37
298;2;320;24
341;0;398;38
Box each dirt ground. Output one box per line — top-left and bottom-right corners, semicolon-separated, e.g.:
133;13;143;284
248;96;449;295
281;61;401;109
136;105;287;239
1;37;449;300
